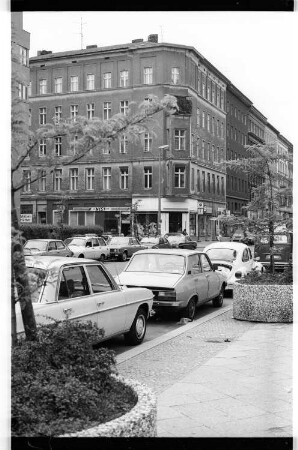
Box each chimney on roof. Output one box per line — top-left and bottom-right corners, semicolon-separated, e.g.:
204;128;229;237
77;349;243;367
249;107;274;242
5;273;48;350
86;45;97;49
37;50;52;56
131;38;144;43
148;34;158;43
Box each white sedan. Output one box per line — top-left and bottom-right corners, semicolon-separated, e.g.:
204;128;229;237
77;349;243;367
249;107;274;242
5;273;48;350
66;236;110;261
203;242;263;291
16;256;153;345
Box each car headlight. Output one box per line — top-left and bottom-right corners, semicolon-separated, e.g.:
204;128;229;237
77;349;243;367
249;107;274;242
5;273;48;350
234;271;243;279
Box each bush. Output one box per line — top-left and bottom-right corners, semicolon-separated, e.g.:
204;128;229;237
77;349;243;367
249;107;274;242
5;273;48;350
239;265;293;285
20;224;104;241
12;320;137;436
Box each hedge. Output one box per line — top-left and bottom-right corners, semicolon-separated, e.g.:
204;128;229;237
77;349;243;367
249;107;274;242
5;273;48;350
19;224;104;241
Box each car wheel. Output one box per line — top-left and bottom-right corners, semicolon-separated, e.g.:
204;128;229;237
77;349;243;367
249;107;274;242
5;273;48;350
212;287;224;308
182;297;196;320
121;252;128;262
78;254;84;258
99;254;105;262
124;307;147;345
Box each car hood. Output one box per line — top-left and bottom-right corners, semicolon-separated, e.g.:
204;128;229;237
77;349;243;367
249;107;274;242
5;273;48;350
116;271;182;288
67;245;85;252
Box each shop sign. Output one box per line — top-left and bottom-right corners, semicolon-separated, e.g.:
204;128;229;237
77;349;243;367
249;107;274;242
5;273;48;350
20;214;32;223
89;207;130;212
197;208;204;215
205;207;213;214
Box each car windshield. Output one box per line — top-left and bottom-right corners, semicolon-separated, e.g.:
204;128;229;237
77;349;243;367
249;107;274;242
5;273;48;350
166;235;184;244
140;237;159;244
205;248;237;262
27;267;47;303
125;253;185;274
24;240;48;251
110;237;129;245
66;238;87;246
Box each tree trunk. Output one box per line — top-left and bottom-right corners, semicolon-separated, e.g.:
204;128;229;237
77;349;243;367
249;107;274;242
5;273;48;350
268;218;275;274
11;189;37;344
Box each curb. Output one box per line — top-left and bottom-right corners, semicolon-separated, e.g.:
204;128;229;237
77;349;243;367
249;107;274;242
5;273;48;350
116;304;233;365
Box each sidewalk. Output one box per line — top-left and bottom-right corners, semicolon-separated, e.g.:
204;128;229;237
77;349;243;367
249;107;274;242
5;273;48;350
116;308;293;438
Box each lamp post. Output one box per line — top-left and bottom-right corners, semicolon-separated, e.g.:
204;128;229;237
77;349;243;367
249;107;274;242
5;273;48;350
157;145;169;235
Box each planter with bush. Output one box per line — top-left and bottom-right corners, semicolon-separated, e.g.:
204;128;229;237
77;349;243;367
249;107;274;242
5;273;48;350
233;267;293;323
12;320;156;437
20;224;104;241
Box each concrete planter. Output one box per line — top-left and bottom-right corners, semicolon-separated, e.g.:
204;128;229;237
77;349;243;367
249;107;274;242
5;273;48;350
233;284;293;323
61;376;157;437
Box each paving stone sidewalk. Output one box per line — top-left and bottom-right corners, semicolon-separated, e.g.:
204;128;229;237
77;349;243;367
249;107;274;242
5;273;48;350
116;309;293;438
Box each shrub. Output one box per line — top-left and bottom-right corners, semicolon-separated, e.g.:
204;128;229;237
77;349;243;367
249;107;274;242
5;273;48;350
20;224;104;241
239;265;293;285
12;320;137;436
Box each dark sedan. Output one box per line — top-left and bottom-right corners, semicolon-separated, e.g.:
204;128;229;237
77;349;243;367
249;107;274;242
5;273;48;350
108;236;145;261
140;236;172;249
23;239;73;257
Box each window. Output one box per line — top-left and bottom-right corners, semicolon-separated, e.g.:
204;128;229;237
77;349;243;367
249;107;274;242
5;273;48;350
85;265;113;293
38;170;46;191
54;77;62;93
144;67;153;85
144;167;152;189
171;67;180;84
221;122;224;139
85;168;94;190
70;104;78;120
103;167;111;190
28;82;32;97
191;168;195;190
197;170;200;192
216;146;220;163
119;135;128;153
174;129;186;150
18;83;27;100
120;100;128;115
207;143;211;161
227;101;230;113
39;107;46;125
202;171;206;192
70;76;79;92
207;173;210;192
70;168;78;191
202;140;206;159
39;79;47;95
55;137;62;156
191;134;195;157
202;75;206;97
212;117;215;135
120;167;129;190
103;102;111;120
28;109;32;127
86;74;95;90
217;88;220;107
200;254;212;272
217;175;220;194
221;91;224;110
202;111;205;128
19;45;28;66
54;169;62;191
87;103;95;119
144;133;152;152
211;145;215;162
120;70;129;87
39;139;46;157
221;177;225;195
196;108;200;126
22;170;31;192
211;82;215;103
207;114;210;132
58;266;90;300
54;106;62;124
217;119;220;137
207;83;211;102
212;174;215;193
103;72;112;88
174;166;185;188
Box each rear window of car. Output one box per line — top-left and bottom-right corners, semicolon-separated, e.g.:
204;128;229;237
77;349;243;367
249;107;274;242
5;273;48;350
125;253;185;274
110;237;129;245
205;248;237;262
24;240;48;251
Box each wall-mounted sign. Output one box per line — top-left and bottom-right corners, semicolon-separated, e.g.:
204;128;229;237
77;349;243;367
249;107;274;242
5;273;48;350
73;207;131;212
20;214;32;223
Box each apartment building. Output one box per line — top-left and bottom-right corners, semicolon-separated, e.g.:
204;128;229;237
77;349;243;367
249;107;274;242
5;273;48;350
21;35;227;239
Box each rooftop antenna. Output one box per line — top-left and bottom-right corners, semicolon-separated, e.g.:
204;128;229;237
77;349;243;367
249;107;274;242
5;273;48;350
160;25;164;43
74;16;87;49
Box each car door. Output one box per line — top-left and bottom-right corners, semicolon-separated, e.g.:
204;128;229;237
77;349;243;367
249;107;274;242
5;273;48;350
84;238;95;259
55;240;69;256
84;264;126;338
47;241;59;255
97;237;109;257
200;254;220;299
91;238;101;259
187;254;208;303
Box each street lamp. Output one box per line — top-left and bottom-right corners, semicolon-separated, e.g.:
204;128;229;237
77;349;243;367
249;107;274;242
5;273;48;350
157;145;169;235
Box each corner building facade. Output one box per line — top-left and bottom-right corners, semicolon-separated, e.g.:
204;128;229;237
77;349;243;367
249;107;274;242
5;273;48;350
22;36;227;239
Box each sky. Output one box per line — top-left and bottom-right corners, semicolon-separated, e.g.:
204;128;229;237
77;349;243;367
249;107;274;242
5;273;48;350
22;10;298;147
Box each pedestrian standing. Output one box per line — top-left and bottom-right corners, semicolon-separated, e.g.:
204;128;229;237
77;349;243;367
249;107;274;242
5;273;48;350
182;228;188;236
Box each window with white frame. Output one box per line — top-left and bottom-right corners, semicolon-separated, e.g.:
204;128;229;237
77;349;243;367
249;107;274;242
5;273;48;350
191;134;195;157
86;74;95;90
70;76;79;92
174;166;185;188
19;45;28;66
54;106;62;124
103;72;112;89
202;111;205;128
211;82;215;103
221;92;224;110
216;146;219;163
120;167;128;190
202;171;206;192
144;167;152;189
207;143;211;161
217;88;220;107
103;102;111;120
103;167;111;190
87;103;95;119
207;114;210;132
212;174;215;193
197;70;201;94
171;67;180;84
18;83;27;100
85;168;95;190
54;77;63;93
143;67;153;85
217;175;220;194
55;137;62;156
120;100;128;115
38;170;46;191
39;107;46;125
28;81;32;97
70;104;78;121
144;133;152;152
221;122;224;139
202;140;205;159
174;129;186;150
120;70;129;87
39;139;46;157
207;84;211;101
69;168;78;191
212;117;215;135
22;170;31;192
212;145;215;162
217;119;220;136
196;108;200;126
119;135;128;153
202;75;206;97
221;177;225;195
39;79;47;95
28;109;32;127
54;169;62;191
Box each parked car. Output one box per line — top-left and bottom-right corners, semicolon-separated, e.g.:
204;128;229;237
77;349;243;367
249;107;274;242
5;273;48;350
165;233;197;250
16;256;153;345
109;236;145;261
203;242;263;291
23;239;73;257
231;229;245;242
65;236;109;261
102;234;113;245
139;235;172;249
254;233;293;271
115;249;227;320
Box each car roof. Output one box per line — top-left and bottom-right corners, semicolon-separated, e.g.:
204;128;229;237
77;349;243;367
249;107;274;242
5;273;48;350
132;248;204;256
25;255;98;270
204;242;248;250
26;238;62;242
